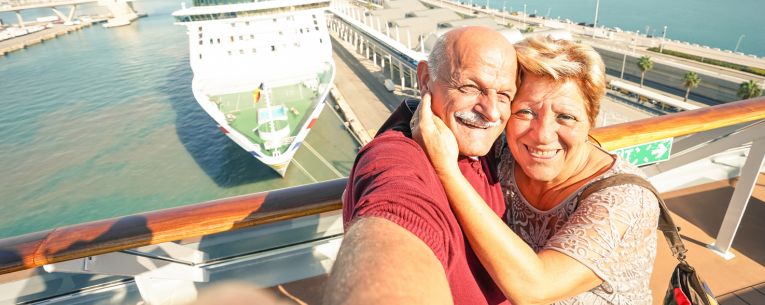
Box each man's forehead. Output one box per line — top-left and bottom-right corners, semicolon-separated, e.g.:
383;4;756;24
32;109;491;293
447;55;518;86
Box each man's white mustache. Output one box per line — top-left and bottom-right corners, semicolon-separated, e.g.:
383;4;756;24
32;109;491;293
455;111;500;128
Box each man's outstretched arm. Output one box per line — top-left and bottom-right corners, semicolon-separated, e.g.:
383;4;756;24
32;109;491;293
323;217;453;305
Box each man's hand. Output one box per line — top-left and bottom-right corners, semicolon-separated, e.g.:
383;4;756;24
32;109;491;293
411;93;460;176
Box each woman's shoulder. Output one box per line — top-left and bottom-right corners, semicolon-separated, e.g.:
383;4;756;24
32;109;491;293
581;156;660;216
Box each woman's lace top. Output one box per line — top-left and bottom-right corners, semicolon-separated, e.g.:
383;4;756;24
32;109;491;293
497;145;660;305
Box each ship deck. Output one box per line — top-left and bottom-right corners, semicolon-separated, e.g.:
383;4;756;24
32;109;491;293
210;83;318;156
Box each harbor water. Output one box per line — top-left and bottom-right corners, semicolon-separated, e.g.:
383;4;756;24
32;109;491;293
0;1;359;239
483;0;764;57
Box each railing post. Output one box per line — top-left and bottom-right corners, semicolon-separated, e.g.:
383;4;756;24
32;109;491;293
708;138;765;259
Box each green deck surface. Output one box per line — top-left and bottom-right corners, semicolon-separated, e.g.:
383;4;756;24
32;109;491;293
210;84;319;157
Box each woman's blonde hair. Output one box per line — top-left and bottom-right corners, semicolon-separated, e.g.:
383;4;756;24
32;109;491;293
516;36;606;126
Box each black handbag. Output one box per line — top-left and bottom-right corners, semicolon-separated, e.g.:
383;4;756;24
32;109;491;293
578;174;719;305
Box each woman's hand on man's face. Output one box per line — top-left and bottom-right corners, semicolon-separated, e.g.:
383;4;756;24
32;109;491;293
412;93;460;176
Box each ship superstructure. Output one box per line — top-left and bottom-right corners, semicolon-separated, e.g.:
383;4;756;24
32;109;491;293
173;0;335;176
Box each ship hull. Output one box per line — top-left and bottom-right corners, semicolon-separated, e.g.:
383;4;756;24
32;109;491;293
190;63;335;176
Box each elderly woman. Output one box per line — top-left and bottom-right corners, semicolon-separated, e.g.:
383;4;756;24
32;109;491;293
414;36;660;305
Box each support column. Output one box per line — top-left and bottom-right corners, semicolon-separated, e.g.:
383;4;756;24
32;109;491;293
68;5;78;21
399;62;406;89
389;57;394;80
372;47;377;66
15;11;25;30
410;69;417;89
708;138;765;259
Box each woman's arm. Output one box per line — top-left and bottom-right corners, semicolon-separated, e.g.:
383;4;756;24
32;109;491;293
412;95;601;305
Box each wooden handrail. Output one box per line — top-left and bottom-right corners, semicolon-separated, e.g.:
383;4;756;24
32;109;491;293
0;178;346;275
591;97;765;151
1;96;764;276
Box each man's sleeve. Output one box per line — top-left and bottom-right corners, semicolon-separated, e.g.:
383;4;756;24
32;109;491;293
346;136;456;267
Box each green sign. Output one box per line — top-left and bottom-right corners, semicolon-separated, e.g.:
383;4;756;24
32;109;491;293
613;138;673;166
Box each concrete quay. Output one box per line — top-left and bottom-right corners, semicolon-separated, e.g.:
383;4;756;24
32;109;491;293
0;20;103;57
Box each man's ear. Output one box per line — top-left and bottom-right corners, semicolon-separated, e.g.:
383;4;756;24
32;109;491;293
417;60;430;96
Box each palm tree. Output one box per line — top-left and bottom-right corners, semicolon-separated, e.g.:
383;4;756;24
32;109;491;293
637;56;653;88
681;71;701;102
737;80;763;100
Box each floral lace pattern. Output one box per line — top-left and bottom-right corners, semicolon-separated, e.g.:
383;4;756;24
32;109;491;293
496;143;659;305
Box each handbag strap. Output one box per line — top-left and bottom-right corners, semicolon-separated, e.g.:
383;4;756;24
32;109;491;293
578;173;688;262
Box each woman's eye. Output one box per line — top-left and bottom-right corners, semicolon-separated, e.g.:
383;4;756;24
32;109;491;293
557;114;578;124
514;109;534;119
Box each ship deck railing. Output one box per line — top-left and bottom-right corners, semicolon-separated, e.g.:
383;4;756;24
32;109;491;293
1;96;764;304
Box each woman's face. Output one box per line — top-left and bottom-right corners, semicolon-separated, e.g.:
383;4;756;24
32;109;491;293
506;74;592;183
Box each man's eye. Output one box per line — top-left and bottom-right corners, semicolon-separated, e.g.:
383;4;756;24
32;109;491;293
498;93;513;103
458;85;481;95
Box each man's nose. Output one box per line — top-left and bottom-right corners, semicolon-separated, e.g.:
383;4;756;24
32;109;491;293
474;90;501;122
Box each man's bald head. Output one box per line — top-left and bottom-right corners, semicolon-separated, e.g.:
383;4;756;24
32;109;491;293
427;26;517;82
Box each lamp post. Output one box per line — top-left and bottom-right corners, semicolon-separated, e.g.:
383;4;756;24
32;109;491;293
659;25;667;53
620;37;637;79
734;34;745;53
592;0;600;38
502;1;506;24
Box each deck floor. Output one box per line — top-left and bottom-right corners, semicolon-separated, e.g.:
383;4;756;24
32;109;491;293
657;173;765;305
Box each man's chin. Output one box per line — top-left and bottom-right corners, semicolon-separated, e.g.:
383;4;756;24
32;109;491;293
455;132;500;156
457;141;493;157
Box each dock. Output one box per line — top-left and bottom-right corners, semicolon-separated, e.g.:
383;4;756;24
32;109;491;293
0;20;105;57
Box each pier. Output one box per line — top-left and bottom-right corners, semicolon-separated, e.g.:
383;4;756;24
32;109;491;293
0;20;104;56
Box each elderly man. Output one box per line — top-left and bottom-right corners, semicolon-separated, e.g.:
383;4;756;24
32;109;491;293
324;27;518;304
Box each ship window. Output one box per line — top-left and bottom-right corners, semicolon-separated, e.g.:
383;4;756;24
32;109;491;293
199;40;203;45
300;28;303;34
199;54;202;59
313;14;316;19
217;38;221;44
252;48;256;53
231;22;235;27
250;34;254;39
240;49;244;54
198;26;202;31
228;50;232;55
279;31;283;35
239;35;243;40
198;33;203;39
319;38;323;44
245;21;250;26
210;38;213;44
313;20;317;25
273;18;277;22
271;45;276;51
230;36;234;42
315;26;319;31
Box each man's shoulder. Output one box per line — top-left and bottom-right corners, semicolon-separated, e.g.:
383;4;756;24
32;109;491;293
353;129;435;178
363;128;421;154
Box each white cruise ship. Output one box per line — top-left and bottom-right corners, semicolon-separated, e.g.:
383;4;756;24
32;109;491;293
173;0;335;177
